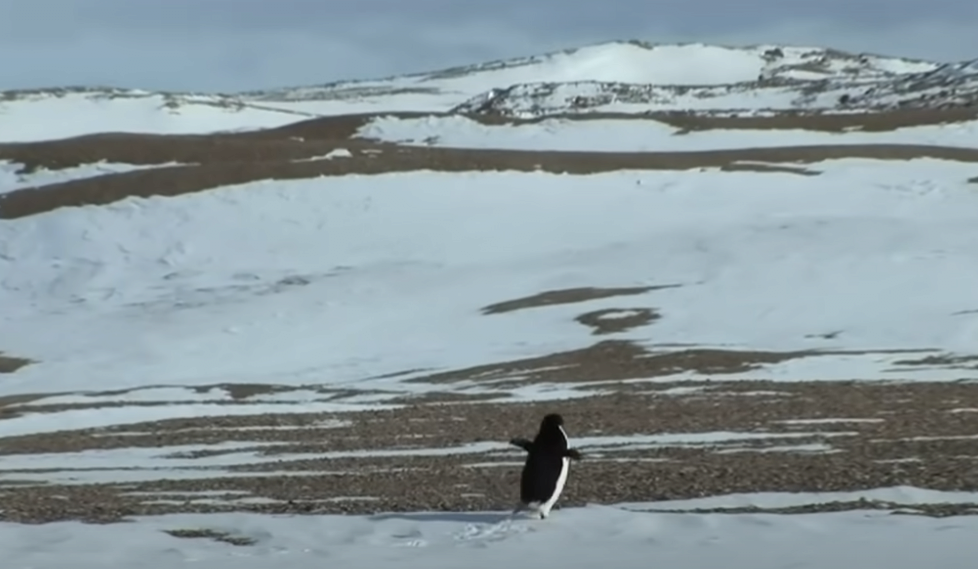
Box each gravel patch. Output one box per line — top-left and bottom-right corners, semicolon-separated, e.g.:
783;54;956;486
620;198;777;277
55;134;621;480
575;308;660;335
480;286;672;315
0;353;32;374
4;380;978;522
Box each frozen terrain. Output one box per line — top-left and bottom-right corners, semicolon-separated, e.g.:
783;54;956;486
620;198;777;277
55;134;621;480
2;39;978;569
4;487;978;569
4;159;978;408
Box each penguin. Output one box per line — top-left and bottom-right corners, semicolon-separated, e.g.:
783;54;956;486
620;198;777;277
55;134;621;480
508;413;583;519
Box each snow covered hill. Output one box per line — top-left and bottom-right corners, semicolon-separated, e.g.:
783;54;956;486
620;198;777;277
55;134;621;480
448;44;978;117
4;38;978;569
1;41;975;141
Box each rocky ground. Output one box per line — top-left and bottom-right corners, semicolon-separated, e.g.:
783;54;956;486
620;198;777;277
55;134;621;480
3;376;978;523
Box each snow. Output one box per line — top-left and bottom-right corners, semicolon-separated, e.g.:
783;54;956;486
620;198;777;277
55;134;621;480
439;43;773;87
3;488;978;569
0;91;461;142
384;42;933;93
4;160;978;404
0;94;313;142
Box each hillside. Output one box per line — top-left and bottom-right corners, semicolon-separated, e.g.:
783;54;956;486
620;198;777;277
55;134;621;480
1;40;976;142
3;39;978;569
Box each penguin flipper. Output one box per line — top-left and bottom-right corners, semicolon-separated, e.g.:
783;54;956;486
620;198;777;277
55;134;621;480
565;448;583;461
509;437;533;452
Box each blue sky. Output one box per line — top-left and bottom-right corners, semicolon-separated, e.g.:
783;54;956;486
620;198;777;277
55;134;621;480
1;0;976;92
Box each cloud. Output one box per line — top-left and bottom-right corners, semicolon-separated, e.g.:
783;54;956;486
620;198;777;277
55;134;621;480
1;0;975;92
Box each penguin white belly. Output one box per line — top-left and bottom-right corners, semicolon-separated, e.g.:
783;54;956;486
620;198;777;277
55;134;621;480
537;456;569;518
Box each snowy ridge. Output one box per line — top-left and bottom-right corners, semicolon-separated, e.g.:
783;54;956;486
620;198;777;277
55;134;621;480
256;42;939;98
853;57;978;109
450;46;977;117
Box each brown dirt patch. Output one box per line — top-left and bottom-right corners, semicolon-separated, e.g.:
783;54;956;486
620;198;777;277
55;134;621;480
163;528;256;546
719;162;821;176
481;285;673;315
640;501;978;518
0;353;32;373
190;383;289;400
575;308;659;335
67;383;295;402
8;142;978;221
406;339;908;386
893;353;978;371
5;380;978;522
653;107;978;133
0;143;973;220
0;142;978;219
5;132;978;219
464;107;978;132
0;393;45;421
389;391;506;404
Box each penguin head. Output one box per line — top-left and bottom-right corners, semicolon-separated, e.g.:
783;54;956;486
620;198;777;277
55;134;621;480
534;413;568;447
540;413;564;431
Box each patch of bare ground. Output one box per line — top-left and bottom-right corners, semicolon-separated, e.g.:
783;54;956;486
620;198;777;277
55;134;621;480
639;501;978;518
0;111;399;171
2;143;976;220
70;382;295;402
405;339;913;386
3;110;978;219
0;394;46;421
652;107;978;133
5;143;978;221
575;308;659;335
460;107;978;132
481;285;675;314
0;353;32;373
892;353;978;371
6;380;978;522
718;162;821;176
163;528;256;546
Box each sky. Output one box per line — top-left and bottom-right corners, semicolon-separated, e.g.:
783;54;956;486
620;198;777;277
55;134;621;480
1;0;976;92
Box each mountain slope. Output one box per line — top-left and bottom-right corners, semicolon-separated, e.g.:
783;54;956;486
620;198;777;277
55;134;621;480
1;41;974;141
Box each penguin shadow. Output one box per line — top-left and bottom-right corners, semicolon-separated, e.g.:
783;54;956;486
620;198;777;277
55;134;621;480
369;511;514;525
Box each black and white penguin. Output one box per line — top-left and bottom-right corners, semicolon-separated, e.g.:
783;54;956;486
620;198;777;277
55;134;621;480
509;413;583;519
